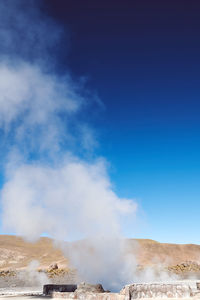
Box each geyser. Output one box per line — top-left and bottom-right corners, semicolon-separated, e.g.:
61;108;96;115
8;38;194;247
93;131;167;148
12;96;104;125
0;0;138;291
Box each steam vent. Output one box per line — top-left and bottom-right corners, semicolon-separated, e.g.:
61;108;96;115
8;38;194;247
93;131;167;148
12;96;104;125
43;281;200;299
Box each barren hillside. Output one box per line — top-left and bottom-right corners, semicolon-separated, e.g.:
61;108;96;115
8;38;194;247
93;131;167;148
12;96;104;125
0;235;68;270
0;235;200;271
134;239;200;266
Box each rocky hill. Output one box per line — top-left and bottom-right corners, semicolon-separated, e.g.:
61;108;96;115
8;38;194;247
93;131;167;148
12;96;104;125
0;235;68;271
0;235;200;272
134;239;200;266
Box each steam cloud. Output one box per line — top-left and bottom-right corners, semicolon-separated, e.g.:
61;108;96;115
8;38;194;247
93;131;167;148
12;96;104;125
0;0;138;291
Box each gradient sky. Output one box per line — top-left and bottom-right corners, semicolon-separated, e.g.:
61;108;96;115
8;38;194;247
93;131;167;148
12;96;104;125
41;0;200;244
1;1;200;244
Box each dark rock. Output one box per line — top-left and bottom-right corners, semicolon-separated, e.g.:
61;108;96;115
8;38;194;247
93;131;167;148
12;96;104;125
197;282;200;290
49;263;58;270
43;284;77;295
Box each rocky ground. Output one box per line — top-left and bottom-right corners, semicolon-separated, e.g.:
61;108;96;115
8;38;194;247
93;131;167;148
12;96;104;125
1;262;200;291
0;267;77;289
168;262;200;276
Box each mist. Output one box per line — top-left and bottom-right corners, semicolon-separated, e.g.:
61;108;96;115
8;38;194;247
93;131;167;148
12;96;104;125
0;0;139;291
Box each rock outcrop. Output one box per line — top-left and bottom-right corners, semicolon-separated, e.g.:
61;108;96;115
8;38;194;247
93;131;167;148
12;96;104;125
49;281;200;299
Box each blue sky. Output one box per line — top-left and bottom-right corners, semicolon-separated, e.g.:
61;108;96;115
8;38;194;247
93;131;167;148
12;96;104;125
42;0;200;244
0;0;200;244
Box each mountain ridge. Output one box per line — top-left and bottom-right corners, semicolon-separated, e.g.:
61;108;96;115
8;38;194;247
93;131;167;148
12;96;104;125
0;235;200;271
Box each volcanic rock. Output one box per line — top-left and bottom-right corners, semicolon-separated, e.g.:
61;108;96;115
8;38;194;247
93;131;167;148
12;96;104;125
77;282;105;293
49;263;58;270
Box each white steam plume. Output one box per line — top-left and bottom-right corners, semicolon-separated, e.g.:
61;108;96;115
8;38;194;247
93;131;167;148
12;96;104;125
2;159;137;242
0;0;138;291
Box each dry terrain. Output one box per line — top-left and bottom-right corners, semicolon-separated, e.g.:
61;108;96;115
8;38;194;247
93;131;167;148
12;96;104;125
0;235;68;271
134;239;200;267
0;235;200;275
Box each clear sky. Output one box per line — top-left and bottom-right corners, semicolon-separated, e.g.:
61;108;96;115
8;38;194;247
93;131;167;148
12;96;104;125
42;1;200;244
0;0;200;244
